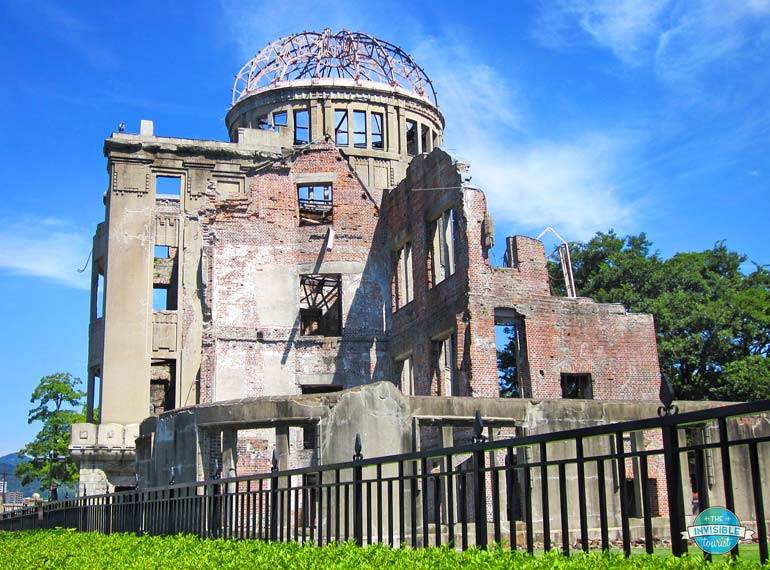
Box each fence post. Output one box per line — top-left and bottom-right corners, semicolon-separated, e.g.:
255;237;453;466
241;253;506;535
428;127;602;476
662;421;687;555
269;449;279;541
353;433;364;547
472;411;488;548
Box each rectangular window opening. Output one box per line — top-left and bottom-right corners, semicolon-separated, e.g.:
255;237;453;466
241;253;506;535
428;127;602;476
371;112;384;149
93;374;102;422
405;119;418;156
353;110;367;148
392;242;414;311
257;114;271;130
433;335;457;396
153;285;177;311
156;175;181;197
397;355;414;396
303;423;319;450
560;373;593;399
297;184;333;226
150;360;176;415
421;124;431;153
495;313;525;398
95;273;105;319
294;109;309;145
299;274;342;337
154;245;170;259
429;209;456;287
334;110;348;146
273;111;287;131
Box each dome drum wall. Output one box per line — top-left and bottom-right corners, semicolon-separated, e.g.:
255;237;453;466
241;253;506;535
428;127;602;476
225;83;444;171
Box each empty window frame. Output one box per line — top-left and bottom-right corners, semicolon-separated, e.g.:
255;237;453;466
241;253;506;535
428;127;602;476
299;274;342;337
353;110;367;148
150;360;176;415
297;184;333;226
303;423;319;450
294;109;309;144
560;373;593;399
405;119;418;156
429;209;456;286
421;124;431;153
154;245;170;259
397;355;414;395
153;285;177;311
495;311;526;398
95;273;105;319
273;110;288;131
433;334;456;396
156;175;181;197
334;109;348;146
371;112;384;149
256;114;271;130
392;242;414;310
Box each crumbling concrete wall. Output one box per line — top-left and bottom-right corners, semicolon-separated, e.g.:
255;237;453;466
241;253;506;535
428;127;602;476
135;385;770;543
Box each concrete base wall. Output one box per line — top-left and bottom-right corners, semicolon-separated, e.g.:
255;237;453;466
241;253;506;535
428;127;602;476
126;383;769;541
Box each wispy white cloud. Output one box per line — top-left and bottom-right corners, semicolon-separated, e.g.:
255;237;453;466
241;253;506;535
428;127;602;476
0;216;91;290
534;0;669;65
413;37;639;239
534;0;770;80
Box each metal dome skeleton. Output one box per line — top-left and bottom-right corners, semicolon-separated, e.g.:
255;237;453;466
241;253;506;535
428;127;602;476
232;29;438;106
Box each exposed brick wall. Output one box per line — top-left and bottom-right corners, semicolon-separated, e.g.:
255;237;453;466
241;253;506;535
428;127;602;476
385;149;661;402
199;143;391;403
196;144;661;483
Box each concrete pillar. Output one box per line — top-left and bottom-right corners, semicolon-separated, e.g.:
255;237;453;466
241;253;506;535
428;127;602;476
276;426;289;469
387;105;398;154
101;160;154;425
222;429;238;478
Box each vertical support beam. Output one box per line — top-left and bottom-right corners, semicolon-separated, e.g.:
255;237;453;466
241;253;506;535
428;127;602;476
662;424;687;556
441;425;453;525
275;426;289;470
472;412;488;548
717;417;738;557
222;429;238;493
353;434;363;546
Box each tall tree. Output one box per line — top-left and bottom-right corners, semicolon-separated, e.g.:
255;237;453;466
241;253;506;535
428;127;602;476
546;231;770;401
15;373;85;496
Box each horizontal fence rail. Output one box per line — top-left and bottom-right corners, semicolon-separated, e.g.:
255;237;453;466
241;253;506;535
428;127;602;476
2;400;768;562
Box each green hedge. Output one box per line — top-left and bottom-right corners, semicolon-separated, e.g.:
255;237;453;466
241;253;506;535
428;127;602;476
0;530;766;569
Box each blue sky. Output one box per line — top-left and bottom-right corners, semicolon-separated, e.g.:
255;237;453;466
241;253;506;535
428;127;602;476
0;0;768;455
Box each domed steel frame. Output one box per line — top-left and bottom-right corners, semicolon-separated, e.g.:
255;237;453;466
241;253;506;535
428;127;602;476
232;29;438;107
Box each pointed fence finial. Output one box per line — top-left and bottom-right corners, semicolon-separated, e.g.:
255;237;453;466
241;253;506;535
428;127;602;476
271;448;279;472
353;433;363;461
658;378;679;416
473;410;486;444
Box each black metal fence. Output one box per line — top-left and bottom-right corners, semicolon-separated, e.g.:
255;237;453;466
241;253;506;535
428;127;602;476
2;400;768;563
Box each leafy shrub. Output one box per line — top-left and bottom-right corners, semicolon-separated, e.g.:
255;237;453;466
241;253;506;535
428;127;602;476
0;530;767;569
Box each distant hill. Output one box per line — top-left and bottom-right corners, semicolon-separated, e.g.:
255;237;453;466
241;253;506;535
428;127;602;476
0;453;39;498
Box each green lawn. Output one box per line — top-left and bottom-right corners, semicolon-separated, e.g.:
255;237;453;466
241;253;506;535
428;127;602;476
0;530;767;569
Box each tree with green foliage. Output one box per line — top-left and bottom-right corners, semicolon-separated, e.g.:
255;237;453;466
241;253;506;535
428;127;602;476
545;231;770;402
497;325;520;397
15;372;85;496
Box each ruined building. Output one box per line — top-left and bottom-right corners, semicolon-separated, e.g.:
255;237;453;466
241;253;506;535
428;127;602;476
70;30;663;497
